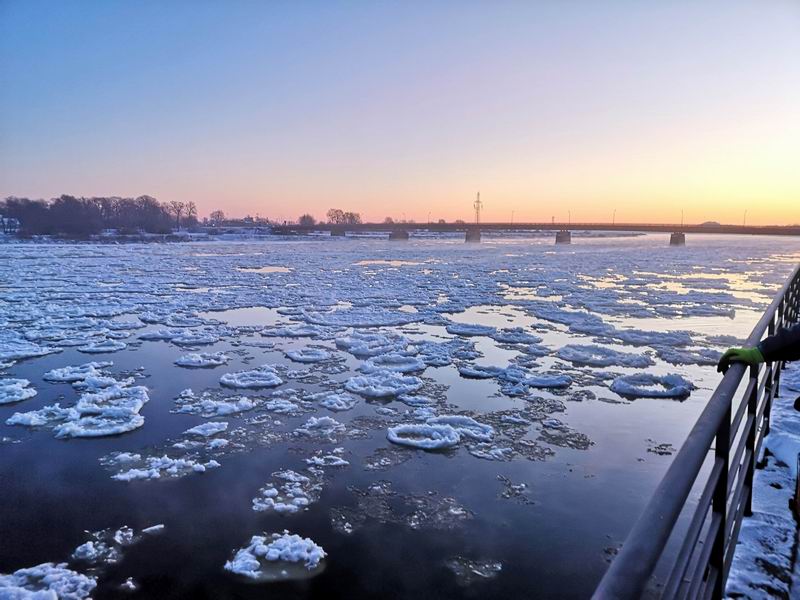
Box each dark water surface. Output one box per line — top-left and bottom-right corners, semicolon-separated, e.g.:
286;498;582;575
2;234;799;598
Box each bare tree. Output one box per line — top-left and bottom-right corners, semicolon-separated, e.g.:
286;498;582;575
298;214;316;226
383;217;394;224
168;201;185;229
326;208;345;224
343;211;362;225
209;210;225;225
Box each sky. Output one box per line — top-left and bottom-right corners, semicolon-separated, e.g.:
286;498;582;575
1;1;799;225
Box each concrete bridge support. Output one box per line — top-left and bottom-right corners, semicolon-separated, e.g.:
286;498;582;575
465;228;481;243
670;232;686;246
389;229;410;241
555;230;572;244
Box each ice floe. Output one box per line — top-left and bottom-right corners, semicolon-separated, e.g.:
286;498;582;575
183;421;228;437
360;353;426;374
556;344;654;368
345;369;423;398
284;347;331;363
173;388;259;416
111;454;221;481
0;562;96;599
8;383;149;438
610;373;694;399
220;365;283;389
77;339;127;353
224;531;326;580
335;330;410;358
251;470;321;514
312;391;358;412
175;351;230;368
43;361;113;383
0;378;37;405
445;322;496;337
387;423;461;450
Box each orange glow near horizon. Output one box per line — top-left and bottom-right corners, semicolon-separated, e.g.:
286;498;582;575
1;2;798;226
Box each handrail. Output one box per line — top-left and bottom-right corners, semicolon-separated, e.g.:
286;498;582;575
593;263;800;599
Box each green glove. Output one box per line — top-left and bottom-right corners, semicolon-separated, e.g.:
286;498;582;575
717;347;764;374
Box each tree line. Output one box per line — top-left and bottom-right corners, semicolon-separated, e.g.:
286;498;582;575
0;195;198;236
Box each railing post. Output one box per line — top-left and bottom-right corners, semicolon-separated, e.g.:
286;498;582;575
744;364;759;516
711;405;731;599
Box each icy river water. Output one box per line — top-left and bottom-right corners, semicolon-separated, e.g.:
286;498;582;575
2;233;800;599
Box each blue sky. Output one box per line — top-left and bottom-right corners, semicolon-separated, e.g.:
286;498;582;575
1;1;798;223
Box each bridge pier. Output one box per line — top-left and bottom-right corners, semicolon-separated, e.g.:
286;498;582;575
555;230;572;244
669;232;686;246
389;229;409;241
465;228;481;243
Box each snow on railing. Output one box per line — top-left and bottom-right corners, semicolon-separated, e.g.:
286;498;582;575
593;264;800;600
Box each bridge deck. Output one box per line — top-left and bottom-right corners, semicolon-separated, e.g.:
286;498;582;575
271;222;800;236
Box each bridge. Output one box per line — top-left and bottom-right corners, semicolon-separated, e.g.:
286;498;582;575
271;222;800;237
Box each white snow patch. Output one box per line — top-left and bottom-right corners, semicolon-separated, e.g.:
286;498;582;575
0;378;37;405
0;562;96;599
224;531;326;578
183;421;228;437
345;369;423;398
175;352;229;368
610;373;694;399
220;366;283;389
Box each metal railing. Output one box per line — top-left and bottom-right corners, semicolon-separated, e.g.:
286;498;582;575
594;264;800;599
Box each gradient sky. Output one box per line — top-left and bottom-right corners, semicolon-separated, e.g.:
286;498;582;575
1;1;798;224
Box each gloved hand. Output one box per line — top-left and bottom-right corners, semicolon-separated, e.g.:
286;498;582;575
717;347;764;374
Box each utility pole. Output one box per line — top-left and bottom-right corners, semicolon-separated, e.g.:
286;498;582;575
473;192;482;225
743;210;747;227
612;209;616;225
511;210;514;225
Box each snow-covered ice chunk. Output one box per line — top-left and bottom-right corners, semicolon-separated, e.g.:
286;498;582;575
0;339;61;363
293;416;345;440
0;378;37;405
252;470;321;514
285;348;331;363
610;373;694;399
335;330;410;358
446;322;496;337
458;365;504;379
142;524;165;535
8;384;150;438
77;339;127;353
220;366;283;389
112;455;221;481
556;344;654;368
170;331;219;346
0;562;96;599
224;531;326;580
360;353;426;374
138;328;180;341
490;328;542;345
305;307;419;328
43;362;113;383
174;389;259;417
183;421;228;437
387;423;461;450
312;392;358;412
345;369;423;398
175;351;229;368
262;324;322;338
654;346;720;366
427;415;494;442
